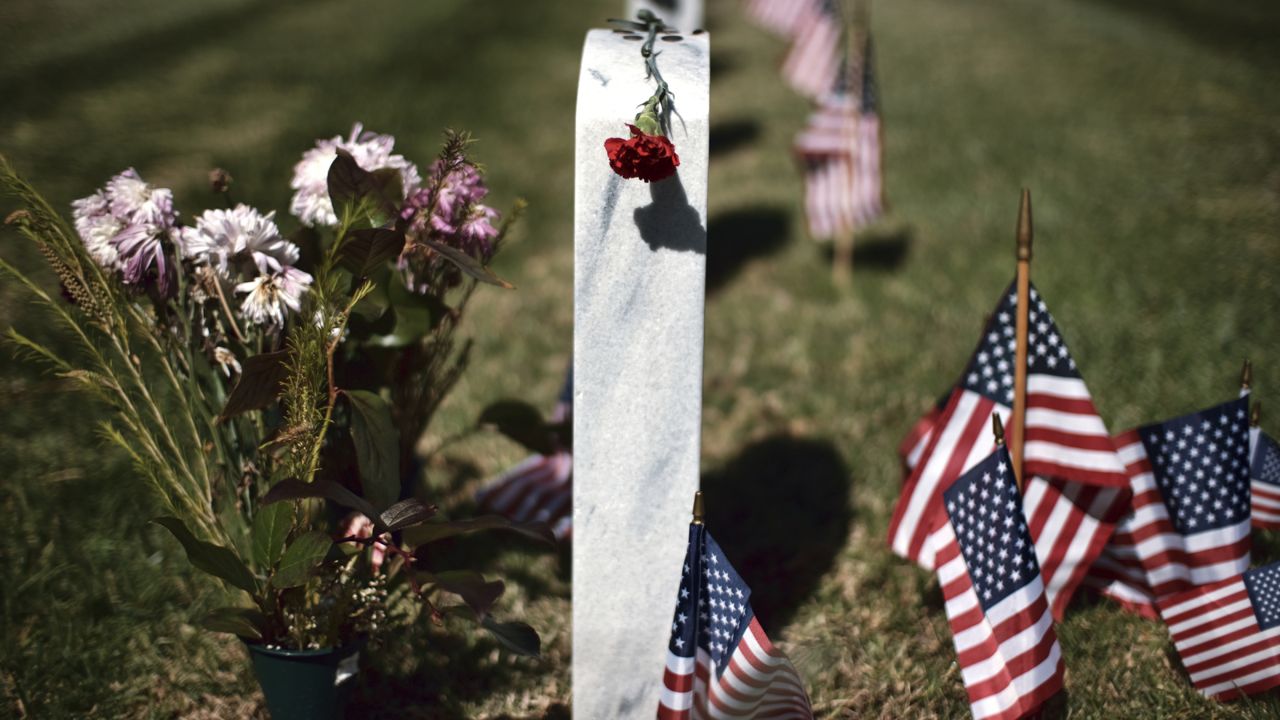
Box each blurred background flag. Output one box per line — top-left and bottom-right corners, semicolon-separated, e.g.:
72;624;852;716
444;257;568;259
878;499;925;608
1249;412;1280;530
1096;397;1253;602
850;35;884;229
793;33;886;243
1156;561;1280;701
781;0;843;101
475;366;573;540
794;61;858;241
658;498;814;720
932;444;1064;719
890;283;1129;617
744;0;818;39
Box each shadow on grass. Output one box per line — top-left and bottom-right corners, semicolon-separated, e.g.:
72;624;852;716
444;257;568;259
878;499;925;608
822;224;914;274
1078;0;1280;68
706;206;791;293
0;0;309;111
709;119;760;159
701;434;852;631
347;624;568;720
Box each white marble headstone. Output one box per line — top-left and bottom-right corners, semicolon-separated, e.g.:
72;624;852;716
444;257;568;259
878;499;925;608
625;0;705;34
573;27;710;720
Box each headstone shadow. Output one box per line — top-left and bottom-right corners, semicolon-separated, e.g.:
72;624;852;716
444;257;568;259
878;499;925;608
634;173;707;254
705;206;791;293
700;434;853;630
709;119;760;158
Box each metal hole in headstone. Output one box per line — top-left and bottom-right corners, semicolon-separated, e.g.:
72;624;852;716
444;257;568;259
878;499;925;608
661;35;683;42
622;34;643;40
692;29;706;35
611;28;630;34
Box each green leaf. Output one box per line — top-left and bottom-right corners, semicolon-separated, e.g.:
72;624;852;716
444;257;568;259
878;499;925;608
152;517;258;595
218;350;290;420
403;515;556;547
271;531;332;589
200;607;268;640
343;390;401;510
477;400;559;455
338;227;405;278
481;616;541;657
420;237;514;289
328;150;401;229
251;501;293;569
261;479;381;530
426;570;504;618
367;306;435;348
379;498;437;532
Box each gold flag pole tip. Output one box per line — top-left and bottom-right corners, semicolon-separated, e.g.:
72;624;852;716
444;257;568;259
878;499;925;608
992;413;1006;446
691;491;704;525
1241;359;1253;391
1252;402;1262;428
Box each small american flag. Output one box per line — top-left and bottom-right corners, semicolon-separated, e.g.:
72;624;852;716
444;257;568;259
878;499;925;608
793;36;885;241
475;368;573;540
781;0;842;101
890;283;1129;621
1250;427;1280;529
890;284;1129;618
1090;398;1253;606
658;521;813;719
933;445;1064;719
744;0;818;38
1157;561;1280;700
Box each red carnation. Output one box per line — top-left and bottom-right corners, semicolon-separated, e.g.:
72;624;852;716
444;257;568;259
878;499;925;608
603;124;680;183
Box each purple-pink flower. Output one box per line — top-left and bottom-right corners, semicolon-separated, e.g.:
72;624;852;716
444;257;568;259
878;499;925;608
399;157;501;294
71;168;179;295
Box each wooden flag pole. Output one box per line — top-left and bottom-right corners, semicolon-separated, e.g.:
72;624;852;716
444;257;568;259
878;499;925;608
1010;189;1033;490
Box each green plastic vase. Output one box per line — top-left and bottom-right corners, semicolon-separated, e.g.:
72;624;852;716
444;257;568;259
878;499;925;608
245;641;362;720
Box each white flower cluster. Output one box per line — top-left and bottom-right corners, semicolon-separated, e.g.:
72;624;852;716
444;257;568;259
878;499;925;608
289;122;421;228
178;204;312;328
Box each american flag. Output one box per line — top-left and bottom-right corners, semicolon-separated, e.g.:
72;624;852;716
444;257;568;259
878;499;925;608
933;445;1064;719
475;369;573;540
781;0;842;101
744;0;818;39
1156;561;1280;700
793;36;884;241
888;282;1129;618
1080;409;1249;617
1250;426;1280;529
658;522;813;719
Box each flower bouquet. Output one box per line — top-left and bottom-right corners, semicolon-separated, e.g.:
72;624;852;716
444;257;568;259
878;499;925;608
0;124;550;716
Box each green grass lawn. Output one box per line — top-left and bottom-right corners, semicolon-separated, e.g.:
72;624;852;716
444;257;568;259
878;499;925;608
3;0;1280;717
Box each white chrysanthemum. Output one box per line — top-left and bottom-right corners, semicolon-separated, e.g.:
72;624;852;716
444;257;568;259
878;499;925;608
71;190;123;269
180;204;300;278
289;122;421;228
235;266;313;327
105;168;176;227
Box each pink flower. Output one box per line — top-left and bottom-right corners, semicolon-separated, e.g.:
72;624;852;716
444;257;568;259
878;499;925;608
339;512;391;573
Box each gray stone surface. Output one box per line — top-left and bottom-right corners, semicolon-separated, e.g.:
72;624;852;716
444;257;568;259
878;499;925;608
625;0;705;33
572;28;709;720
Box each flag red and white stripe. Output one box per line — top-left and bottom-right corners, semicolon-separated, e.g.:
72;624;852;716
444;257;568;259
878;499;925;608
475;451;572;540
1157;564;1280;701
899;401;944;478
658;618;813;719
780;0;842;101
744;0;818;38
794;93;858;240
